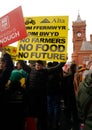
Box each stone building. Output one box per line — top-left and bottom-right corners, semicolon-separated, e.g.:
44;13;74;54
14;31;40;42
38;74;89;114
72;12;92;68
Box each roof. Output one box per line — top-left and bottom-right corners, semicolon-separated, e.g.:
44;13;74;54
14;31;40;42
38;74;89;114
80;41;92;50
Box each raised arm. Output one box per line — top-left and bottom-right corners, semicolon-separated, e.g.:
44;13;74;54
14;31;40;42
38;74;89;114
47;62;66;74
1;48;14;69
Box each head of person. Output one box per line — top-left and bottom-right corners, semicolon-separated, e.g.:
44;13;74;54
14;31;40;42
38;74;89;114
84;71;92;87
53;62;58;66
16;60;26;70
47;62;53;68
0;57;6;70
35;60;44;70
70;63;76;73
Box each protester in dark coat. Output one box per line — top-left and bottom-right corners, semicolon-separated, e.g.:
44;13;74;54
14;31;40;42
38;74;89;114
5;60;30;130
0;51;14;93
62;63;80;130
26;60;65;130
0;49;14;129
77;70;92;130
47;62;62;130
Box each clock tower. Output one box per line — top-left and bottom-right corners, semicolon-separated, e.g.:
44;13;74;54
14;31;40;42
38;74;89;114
72;12;86;64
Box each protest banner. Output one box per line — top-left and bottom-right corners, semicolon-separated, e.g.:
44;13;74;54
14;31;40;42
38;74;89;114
0;6;27;47
5;45;17;61
17;16;68;62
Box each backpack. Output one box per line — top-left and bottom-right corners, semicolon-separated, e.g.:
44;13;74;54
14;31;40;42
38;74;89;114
7;81;25;103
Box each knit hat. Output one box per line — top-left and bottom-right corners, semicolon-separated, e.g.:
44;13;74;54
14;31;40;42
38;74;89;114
78;67;86;72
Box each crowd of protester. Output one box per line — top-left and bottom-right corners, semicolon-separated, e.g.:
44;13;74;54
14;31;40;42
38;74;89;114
1;48;92;130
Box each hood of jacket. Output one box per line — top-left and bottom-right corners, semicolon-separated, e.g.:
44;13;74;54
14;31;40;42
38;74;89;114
81;72;92;96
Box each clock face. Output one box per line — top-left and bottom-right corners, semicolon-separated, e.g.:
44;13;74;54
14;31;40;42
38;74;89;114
77;32;81;37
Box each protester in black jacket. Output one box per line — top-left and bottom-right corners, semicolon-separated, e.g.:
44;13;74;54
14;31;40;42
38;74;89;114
0;49;14;129
47;62;62;130
26;60;65;130
62;63;80;130
0;50;14;93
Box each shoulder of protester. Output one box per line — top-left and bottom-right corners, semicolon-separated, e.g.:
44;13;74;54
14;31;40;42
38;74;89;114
59;62;66;67
63;71;71;77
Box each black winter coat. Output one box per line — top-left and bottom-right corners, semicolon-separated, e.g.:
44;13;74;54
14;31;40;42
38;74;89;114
0;53;14;93
28;62;64;94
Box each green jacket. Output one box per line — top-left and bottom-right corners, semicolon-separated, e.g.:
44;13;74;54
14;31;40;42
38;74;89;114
77;72;92;130
9;69;28;82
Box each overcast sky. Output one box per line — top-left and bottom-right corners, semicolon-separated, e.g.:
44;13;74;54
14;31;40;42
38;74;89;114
0;0;92;61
